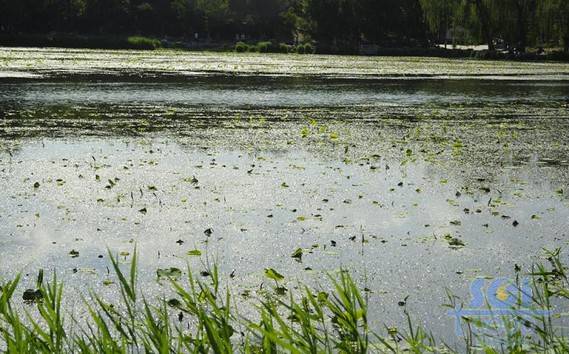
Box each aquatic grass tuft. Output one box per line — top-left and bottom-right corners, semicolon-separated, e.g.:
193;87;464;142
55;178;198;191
0;249;568;352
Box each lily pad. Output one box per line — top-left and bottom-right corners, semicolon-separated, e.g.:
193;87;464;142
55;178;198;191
157;267;182;280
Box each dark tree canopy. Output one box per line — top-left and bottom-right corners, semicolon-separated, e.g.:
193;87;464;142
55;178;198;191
0;0;567;52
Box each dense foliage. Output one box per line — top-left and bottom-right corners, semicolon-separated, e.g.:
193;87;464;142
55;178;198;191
0;0;567;52
419;0;569;51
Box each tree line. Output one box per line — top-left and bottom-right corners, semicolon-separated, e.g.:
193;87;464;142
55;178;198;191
0;0;567;52
419;0;569;52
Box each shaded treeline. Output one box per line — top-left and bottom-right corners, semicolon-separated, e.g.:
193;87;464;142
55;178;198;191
0;0;567;52
419;0;569;52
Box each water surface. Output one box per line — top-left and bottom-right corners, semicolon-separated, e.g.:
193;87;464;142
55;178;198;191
1;49;568;343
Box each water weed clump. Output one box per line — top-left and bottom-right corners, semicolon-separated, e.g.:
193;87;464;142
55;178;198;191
0;249;568;353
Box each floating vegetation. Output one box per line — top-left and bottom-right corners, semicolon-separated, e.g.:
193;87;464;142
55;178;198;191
291;247;303;260
68;250;80;258
21;288;43;303
156;267;182;280
3;47;569;81
444;234;465;249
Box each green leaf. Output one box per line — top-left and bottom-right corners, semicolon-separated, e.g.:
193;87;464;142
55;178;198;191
264;268;284;282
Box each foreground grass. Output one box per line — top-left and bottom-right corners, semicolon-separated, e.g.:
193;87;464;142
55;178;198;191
0;249;568;353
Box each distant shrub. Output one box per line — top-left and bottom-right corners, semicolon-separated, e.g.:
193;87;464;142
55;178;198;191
278;42;292;53
302;42;316;54
547;50;569;61
233;40;315;55
289;43;316;54
235;41;249;52
256;41;273;53
169;41;187;50
127;36;161;50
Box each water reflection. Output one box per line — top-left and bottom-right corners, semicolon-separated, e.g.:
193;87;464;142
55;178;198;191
1;79;568;108
0;75;568;342
0;138;567;342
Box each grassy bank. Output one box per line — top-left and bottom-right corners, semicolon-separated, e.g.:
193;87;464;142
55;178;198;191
0;248;568;353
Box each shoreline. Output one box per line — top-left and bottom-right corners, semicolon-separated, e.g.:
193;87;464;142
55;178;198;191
1;33;568;62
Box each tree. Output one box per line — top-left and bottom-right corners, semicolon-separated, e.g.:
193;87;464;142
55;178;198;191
0;0;566;54
538;0;569;52
195;0;229;38
0;0;24;33
84;0;131;33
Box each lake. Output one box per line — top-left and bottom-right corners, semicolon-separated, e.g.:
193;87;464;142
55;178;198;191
1;48;568;344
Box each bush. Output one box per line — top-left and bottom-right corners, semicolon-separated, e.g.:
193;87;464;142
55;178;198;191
255;41;273;53
289;43;316;54
232;40;315;55
302;42;316;54
234;41;249;52
278;42;292;53
126;36;161;50
547;50;569;61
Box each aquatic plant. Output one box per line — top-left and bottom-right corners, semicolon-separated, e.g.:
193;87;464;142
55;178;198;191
0;249;567;352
